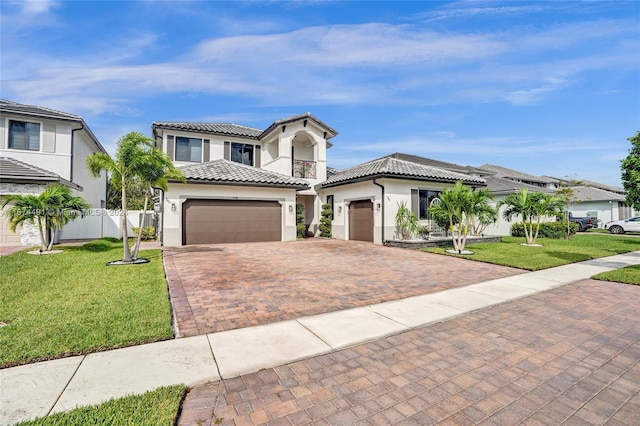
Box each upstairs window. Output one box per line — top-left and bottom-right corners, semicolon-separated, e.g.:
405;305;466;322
9;120;40;151
175;137;202;162
231;142;254;166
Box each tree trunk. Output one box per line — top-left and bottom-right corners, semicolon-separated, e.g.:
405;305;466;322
132;189;150;260
37;218;47;251
533;218;542;244
47;226;55;251
121;178;133;262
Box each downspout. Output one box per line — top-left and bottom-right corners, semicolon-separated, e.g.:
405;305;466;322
373;179;385;244
70;122;84;183
152;187;165;246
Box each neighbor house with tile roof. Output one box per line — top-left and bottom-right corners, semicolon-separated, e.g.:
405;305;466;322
0;99;107;246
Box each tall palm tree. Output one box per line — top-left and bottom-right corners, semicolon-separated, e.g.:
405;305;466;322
131;145;184;260
1;184;89;251
498;189;564;245
87;132;150;262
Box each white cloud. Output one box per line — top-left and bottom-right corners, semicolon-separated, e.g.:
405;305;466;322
1;11;637;115
18;0;59;14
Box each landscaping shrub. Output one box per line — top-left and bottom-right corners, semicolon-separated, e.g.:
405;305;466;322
319;203;333;238
511;221;577;239
132;226;156;241
417;225;430;239
296;203;306;239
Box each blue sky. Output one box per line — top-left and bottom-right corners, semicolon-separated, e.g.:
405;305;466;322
2;0;638;187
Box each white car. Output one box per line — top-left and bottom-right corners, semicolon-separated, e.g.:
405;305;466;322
604;216;640;234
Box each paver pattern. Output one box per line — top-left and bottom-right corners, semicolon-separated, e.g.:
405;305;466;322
163;239;523;336
178;279;640;425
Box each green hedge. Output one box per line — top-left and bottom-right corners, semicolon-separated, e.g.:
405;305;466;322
511;221;578;239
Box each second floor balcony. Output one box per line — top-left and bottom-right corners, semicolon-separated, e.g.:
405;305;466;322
293;159;316;179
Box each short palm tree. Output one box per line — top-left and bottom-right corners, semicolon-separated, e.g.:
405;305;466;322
468;188;498;236
429;181;495;253
498;189;564;245
1;184;89;251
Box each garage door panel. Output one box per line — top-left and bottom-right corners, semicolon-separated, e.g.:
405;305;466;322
0;210;22;246
183;199;282;245
349;200;374;242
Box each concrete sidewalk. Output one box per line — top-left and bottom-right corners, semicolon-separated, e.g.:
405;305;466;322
2;252;639;425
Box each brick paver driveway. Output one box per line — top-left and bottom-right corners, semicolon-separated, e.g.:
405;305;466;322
163;239;523;336
179;279;640;425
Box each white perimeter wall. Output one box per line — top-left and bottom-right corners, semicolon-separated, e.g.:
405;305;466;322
59;210;144;241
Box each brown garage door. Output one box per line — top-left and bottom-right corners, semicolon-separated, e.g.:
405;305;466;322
349;200;374;242
182;199;282;245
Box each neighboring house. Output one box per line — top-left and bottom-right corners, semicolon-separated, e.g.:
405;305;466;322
479;167;636;231
153;113;336;246
559;185;632;227
479;164;559;190
0;99;107;246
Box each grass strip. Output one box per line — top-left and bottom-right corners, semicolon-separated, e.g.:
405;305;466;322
16;385;187;426
592;265;640;285
0;238;173;367
422;234;640;271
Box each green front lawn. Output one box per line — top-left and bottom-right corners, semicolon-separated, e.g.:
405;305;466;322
0;238;174;368
423;234;640;271
16;385;186;426
593;265;640;285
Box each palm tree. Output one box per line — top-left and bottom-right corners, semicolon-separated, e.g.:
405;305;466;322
87;132;150;262
498;189;564;245
428;181;495;253
131;145;184;260
1;184;89;251
468;188;498;236
40;185;90;251
2;193;47;251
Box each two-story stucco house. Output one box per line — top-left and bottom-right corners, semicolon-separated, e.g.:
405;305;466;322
153;113;337;245
0;99;107;246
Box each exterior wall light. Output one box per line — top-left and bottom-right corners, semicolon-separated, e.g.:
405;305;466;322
376;202;381;211
289;205;294;213
171;202;177;213
338;206;342;214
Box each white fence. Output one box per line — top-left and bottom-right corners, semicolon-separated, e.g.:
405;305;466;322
58;209;155;241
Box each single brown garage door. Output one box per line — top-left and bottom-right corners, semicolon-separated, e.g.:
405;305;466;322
182;199;282;245
349;199;374;242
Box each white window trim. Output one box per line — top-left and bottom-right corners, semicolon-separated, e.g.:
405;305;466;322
5;117;43;152
173;135;204;163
